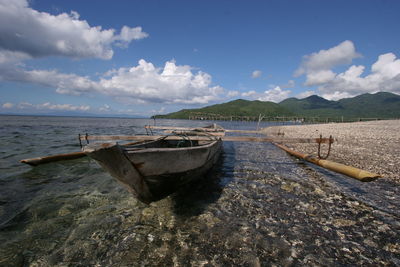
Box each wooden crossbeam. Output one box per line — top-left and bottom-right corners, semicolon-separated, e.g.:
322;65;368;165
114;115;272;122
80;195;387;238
79;134;334;144
144;125;261;134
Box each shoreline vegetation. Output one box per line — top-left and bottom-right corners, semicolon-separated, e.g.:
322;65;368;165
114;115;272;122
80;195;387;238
153;92;400;121
262;120;400;184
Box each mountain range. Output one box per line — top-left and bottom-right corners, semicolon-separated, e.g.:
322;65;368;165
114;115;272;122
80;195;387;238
153;92;400;120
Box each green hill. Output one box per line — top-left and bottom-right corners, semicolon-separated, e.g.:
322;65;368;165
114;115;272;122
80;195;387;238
279;95;344;117
338;92;400;118
153;99;294;119
154;92;400;120
280;92;400;119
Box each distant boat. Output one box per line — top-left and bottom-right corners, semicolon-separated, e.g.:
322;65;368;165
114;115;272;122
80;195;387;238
83;125;224;204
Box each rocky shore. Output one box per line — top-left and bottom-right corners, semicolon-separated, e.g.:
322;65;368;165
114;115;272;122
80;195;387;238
262;120;400;184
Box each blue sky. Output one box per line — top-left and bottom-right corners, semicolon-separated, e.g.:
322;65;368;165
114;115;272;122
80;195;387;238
1;0;400;117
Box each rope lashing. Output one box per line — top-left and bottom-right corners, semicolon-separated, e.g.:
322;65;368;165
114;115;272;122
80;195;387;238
317;134;333;159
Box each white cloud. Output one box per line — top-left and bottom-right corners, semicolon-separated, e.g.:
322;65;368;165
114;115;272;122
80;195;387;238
315;53;400;99
321;91;354;101
0;50;30;64
304;70;336;86
258;86;291;102
37;102;90;111
2;102;14;108
296;90;315;99
371;53;400;78
242;86;291;103
295;40;361;77
251;70;262;78
1;59;225;105
241;90;257;97
0;1;227;107
295;41;400;100
0;0;148;60
95;59;224;104
227;90;239;98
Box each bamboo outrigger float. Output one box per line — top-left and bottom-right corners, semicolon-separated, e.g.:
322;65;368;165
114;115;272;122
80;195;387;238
273;142;381;182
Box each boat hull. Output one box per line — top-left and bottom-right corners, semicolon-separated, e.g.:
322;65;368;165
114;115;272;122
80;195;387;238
84;138;222;204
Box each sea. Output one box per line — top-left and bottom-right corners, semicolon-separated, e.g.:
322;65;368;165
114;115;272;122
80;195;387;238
0;115;399;266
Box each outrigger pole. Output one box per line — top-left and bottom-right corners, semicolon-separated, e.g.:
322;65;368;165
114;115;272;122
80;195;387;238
273;142;381;182
20;134;332;166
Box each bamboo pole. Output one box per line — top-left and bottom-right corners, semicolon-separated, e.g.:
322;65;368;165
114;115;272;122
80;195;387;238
273;143;381;182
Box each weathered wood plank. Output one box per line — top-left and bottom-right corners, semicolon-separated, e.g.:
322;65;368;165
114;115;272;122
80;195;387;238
20;152;86;166
20;140;147;166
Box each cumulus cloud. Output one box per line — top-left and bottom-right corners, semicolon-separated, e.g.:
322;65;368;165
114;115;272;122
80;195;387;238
304;70;336;86
316;53;400;100
0;0;148;60
0;1;227;107
258;86;291;102
241;86;291;103
251;70;262;78
93;59;224;104
295;40;361;78
295;41;400;100
1;59;225;105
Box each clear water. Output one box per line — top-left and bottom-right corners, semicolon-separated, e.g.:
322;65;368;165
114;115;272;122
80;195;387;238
0;115;399;266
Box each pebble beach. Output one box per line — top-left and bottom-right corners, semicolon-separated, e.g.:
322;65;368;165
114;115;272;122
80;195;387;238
262;120;400;184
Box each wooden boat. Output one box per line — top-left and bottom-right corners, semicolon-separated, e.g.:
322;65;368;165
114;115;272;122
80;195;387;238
83;125;224;204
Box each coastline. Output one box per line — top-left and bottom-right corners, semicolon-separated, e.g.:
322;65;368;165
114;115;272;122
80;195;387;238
262;120;400;183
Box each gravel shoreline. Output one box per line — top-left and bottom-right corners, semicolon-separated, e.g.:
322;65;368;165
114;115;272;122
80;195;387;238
262;120;400;184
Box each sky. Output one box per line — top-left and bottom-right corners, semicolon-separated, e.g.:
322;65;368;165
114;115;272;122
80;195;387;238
1;0;400;117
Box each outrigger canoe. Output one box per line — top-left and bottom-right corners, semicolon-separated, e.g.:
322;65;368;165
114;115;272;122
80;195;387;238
83;125;224;204
22;124;362;202
20;124;381;195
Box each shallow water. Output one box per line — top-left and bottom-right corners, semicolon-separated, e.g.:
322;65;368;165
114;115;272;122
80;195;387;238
0;115;399;266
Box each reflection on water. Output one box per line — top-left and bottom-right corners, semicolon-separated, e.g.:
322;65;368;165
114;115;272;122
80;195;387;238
0;115;399;266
